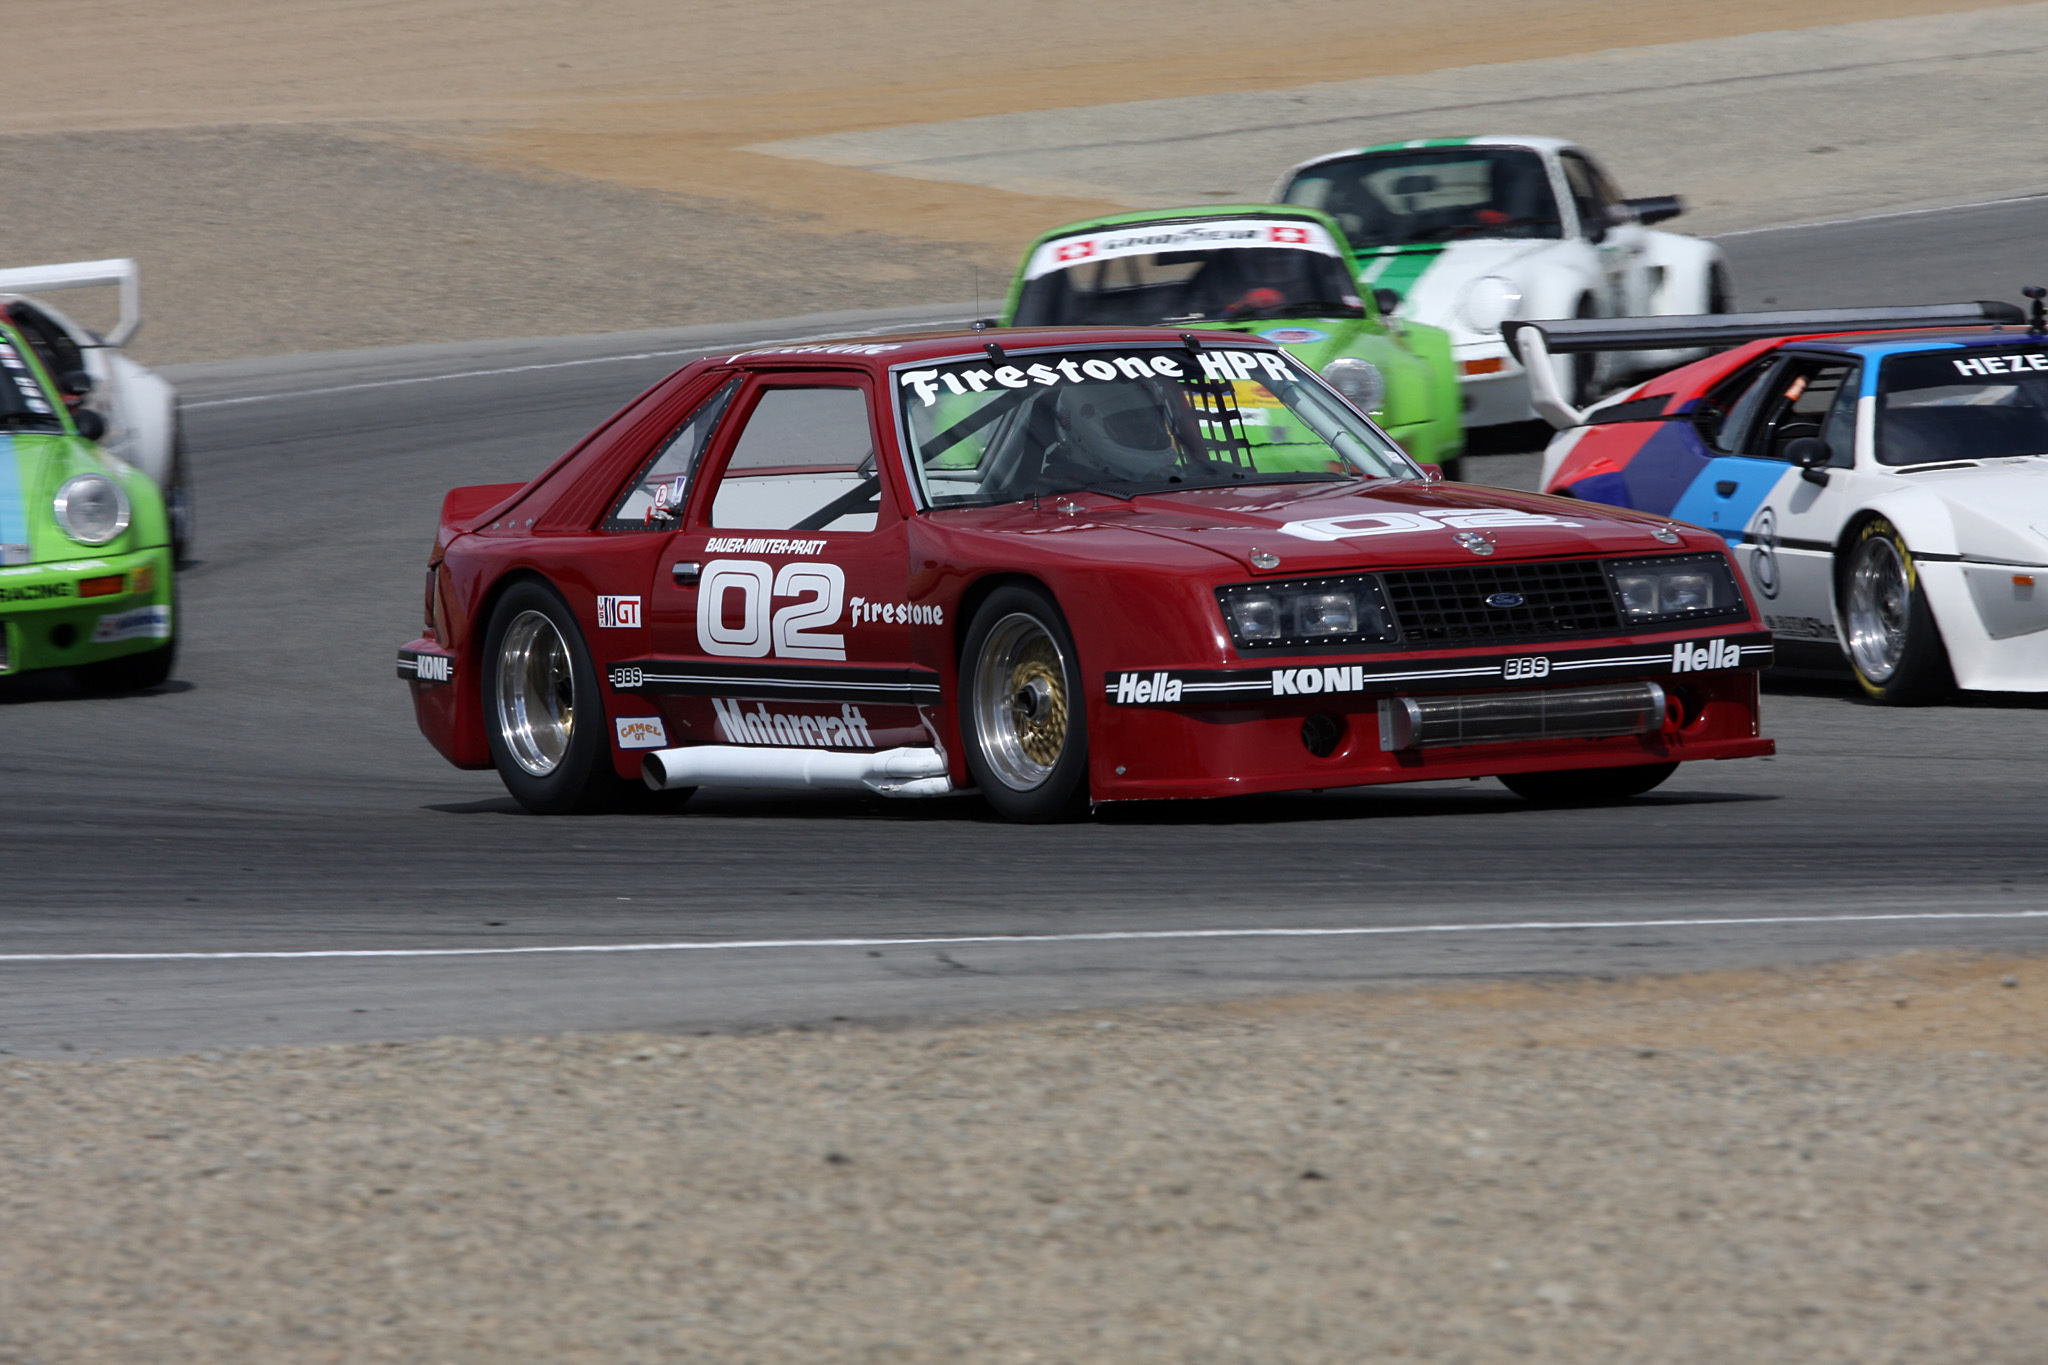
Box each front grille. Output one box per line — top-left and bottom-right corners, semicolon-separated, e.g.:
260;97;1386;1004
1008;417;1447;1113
1379;681;1666;751
1380;560;1622;644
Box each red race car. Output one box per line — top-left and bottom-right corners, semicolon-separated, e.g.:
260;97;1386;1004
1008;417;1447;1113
399;327;1773;820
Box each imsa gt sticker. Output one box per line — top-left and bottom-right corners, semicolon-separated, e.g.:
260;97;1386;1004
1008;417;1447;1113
597;595;642;628
1104;634;1773;705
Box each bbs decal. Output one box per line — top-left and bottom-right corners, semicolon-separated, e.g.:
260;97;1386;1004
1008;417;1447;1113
1501;656;1550;681
697;559;847;661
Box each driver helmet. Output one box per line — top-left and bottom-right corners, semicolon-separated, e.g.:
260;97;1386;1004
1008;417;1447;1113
1053;380;1185;482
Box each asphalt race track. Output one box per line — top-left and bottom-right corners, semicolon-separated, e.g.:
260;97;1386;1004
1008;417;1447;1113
5;201;2048;1058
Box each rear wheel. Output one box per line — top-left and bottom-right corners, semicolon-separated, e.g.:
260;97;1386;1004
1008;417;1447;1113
1500;762;1678;804
482;580;627;813
1842;518;1952;704
960;586;1090;822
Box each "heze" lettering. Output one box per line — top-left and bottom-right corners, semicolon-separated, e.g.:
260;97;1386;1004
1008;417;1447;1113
1953;353;2048;377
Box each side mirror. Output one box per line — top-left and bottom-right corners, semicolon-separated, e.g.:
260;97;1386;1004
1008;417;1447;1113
71;408;107;442
1419;463;1445;484
1372;288;1402;318
1784;436;1832;485
57;368;94;399
1623;195;1685;227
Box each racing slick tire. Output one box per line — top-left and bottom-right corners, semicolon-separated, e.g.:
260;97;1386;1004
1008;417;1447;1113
960;585;1090;823
1841;517;1953;705
168;410;195;567
482;580;632;814
1499;762;1678;804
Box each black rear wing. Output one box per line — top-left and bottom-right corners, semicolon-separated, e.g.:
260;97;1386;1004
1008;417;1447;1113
1506;301;2026;429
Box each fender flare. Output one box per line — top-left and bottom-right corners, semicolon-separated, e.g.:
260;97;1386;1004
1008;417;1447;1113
1637;231;1726;316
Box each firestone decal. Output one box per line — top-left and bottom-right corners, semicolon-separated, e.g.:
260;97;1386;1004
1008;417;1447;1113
1281;507;1584;543
712;698;874;748
851;596;942;627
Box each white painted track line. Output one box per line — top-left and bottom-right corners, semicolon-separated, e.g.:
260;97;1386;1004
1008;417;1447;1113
3;908;2044;964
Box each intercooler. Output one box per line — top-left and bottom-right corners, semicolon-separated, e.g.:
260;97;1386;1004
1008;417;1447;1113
1378;681;1668;752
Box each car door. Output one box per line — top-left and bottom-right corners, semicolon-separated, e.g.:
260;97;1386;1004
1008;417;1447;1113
622;370;932;754
1559;151;1647;318
1675;353;1862;641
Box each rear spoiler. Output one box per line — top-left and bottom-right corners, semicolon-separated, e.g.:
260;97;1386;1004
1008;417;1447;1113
1506;300;2027;430
0;258;142;347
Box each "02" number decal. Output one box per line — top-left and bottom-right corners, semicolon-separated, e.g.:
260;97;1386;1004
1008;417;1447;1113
698;559;847;660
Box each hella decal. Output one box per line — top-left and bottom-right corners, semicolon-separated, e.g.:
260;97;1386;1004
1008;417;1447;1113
614;716;669;749
1671;638;1742;673
1113;671;1183;704
597;595;642;628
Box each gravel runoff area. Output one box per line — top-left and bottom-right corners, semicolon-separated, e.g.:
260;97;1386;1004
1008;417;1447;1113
4;952;2044;1363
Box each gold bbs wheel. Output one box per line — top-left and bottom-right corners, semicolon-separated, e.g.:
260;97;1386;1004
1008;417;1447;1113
970;612;1072;791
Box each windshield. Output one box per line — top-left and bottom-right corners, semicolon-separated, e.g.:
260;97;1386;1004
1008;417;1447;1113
1878;348;2048;465
0;331;61;431
1281;148;1562;248
1014;247;1364;327
898;346;1414;509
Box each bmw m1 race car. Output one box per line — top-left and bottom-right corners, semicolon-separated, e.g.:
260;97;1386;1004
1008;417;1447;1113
1002;206;1463;469
0;300;177;689
0;260;188;562
399;327;1773;820
1275;137;1726;427
1512;298;2048;702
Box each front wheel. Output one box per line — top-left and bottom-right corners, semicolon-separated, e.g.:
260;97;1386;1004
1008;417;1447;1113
482;580;626;813
1841;518;1952;704
1499;762;1677;804
73;640;175;692
959;586;1090;822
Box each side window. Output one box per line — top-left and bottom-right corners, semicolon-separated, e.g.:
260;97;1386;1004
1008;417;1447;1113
1750;359;1855;462
606;377;740;530
708;384;882;533
1818;365;1863;467
1695;357;1779;454
1558;153;1610;239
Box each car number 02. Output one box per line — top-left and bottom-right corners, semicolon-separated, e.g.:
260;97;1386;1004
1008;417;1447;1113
1502;655;1550;681
698;558;847;660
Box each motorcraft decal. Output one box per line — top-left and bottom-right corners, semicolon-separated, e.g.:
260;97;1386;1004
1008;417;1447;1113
711;698;876;748
1103;632;1773;705
1022;219;1342;280
608;657;942;706
91;604;170;643
395;648;455;684
1280;506;1584;542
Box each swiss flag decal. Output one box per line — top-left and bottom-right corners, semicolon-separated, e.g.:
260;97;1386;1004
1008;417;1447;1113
1268;225;1311;244
1055;240;1097;262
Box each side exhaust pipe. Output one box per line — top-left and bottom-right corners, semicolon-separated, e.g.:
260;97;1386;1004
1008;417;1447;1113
642;744;953;798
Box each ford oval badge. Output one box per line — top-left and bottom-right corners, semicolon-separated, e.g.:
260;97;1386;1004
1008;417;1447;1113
1486;592;1526;608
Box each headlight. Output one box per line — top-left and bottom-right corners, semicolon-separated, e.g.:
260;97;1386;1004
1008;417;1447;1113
53;473;131;545
1218;576;1396;651
1457;275;1524;335
1606;554;1745;625
1320;357;1385;414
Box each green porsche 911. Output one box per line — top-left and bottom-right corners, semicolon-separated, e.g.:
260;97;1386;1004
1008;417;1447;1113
0;302;176;690
1002;205;1464;471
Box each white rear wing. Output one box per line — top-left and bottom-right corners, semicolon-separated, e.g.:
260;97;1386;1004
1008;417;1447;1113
0;258;141;347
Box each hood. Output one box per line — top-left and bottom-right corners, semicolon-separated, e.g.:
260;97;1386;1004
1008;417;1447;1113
1010;479;1709;576
1895;461;2048;561
1362;238;1562;330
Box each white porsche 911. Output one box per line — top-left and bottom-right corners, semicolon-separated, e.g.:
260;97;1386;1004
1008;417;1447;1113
0;259;188;562
1274;136;1728;429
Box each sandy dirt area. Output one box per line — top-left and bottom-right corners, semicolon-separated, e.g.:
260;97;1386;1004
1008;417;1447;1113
3;951;2044;1362
1;0;2022;361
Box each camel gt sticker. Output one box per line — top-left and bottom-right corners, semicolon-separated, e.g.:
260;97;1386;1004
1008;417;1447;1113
614;716;669;749
598;595;642;628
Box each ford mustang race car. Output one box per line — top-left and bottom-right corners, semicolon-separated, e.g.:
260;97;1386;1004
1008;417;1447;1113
0;259;188;563
1002;206;1463;470
1512;298;2048;703
1274;137;1726;428
0;301;177;689
399;327;1773;820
